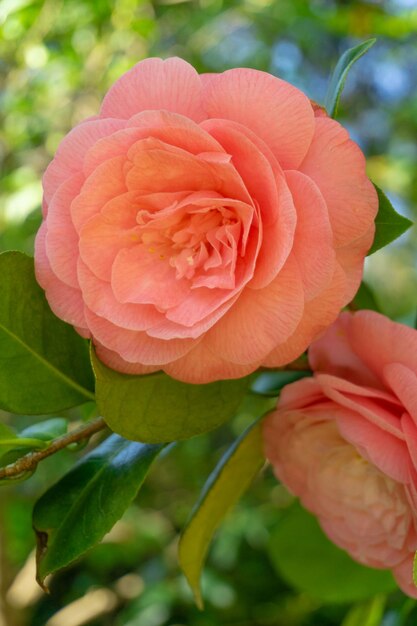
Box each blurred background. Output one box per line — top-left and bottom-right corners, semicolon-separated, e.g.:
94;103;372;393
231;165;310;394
0;0;417;624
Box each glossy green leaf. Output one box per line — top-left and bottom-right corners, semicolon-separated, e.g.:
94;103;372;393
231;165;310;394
33;433;163;587
349;281;380;312
92;348;250;443
269;503;396;604
19;418;68;441
179;420;265;608
325;38;376;117
341;596;386;626
0;252;95;414
368;185;413;255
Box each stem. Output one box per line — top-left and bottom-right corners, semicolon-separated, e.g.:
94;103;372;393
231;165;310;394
0;417;107;482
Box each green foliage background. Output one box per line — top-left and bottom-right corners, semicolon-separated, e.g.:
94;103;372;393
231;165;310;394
0;0;416;625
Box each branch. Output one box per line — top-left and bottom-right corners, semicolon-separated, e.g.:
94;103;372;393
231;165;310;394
0;417;107;482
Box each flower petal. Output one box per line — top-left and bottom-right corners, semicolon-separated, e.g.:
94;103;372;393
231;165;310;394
45;173;84;288
349;311;417;381
78;260;163;331
202;118;296;289
100;57;206;122
111;246;191;308
164;338;259;383
300;116;378;247
203;68;315;169
309;311;383;389
384;363;417;427
84;308;197;365
335;403;410;482
208;257;304;364
393;556;417;598
94;343;160;375
71;156;128;232
263;262;347;368
43;118;125;209
79;191;141;281
317;373;405;439
35;222;88;330
285;170;335;300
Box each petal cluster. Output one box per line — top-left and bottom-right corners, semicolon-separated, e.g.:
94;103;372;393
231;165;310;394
35;58;377;383
264;311;417;597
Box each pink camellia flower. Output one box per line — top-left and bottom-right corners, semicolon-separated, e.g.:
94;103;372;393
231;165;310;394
35;57;377;383
264;310;417;597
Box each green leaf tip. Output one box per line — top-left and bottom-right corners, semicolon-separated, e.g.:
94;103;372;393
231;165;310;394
325;38;376;118
33;434;164;588
178;419;265;608
369;184;413;255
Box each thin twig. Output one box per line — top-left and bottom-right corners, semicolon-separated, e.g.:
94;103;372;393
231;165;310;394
0;417;107;481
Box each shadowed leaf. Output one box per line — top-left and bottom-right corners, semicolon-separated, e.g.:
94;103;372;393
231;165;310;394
0;252;95;414
33;434;163;588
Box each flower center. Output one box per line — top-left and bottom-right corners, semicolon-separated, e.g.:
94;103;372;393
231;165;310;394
136;203;241;286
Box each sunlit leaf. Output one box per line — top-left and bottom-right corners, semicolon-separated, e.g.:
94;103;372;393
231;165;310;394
92;348;250;443
325;38;376;117
0;252;95;414
179;419;265;608
269;503;396;603
33;434;163;588
368;185;413;255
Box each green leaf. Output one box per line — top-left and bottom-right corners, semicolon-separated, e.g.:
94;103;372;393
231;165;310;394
179;419;265;608
341;596;386;626
269;503;397;604
0;437;46;452
349;280;380;312
368;185;413;255
0;421;46;462
33;433;163;588
0;252;95;414
325;38;376;117
0;419;68;468
19;418;68;441
92;348;250;443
